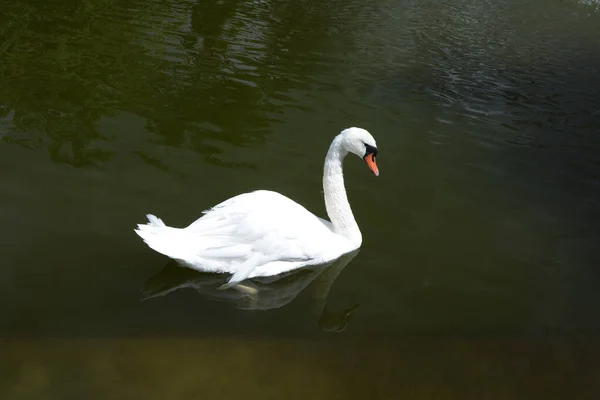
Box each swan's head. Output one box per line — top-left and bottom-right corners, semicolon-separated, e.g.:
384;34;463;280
341;127;379;176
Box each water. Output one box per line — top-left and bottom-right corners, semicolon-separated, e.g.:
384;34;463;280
1;0;600;398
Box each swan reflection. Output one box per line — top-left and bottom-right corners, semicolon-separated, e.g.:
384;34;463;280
142;250;360;332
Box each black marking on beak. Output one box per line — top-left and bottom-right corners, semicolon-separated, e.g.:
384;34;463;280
363;143;378;160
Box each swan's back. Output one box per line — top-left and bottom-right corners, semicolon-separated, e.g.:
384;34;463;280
188;190;333;234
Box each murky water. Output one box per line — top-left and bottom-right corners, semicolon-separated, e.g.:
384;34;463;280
1;0;600;398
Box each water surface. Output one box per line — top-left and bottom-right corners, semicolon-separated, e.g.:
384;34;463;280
1;0;600;398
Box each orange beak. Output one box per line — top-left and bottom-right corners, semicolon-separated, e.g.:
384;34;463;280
364;153;379;176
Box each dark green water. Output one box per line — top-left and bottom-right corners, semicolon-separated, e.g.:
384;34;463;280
1;0;600;398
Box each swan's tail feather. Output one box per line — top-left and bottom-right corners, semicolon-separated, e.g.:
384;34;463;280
146;214;166;227
135;213;267;278
134;214;191;261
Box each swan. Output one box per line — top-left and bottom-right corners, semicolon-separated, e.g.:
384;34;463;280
134;127;379;288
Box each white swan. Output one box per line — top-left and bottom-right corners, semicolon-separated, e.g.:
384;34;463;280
134;127;379;288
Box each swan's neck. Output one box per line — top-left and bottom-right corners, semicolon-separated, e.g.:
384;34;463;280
323;135;362;245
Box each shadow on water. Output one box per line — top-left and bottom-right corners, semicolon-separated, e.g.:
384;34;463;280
142;251;360;332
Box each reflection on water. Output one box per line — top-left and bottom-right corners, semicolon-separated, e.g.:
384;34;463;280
0;0;371;169
1;0;600;398
142;251;360;332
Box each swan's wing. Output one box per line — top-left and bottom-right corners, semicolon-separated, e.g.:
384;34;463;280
183;190;338;284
